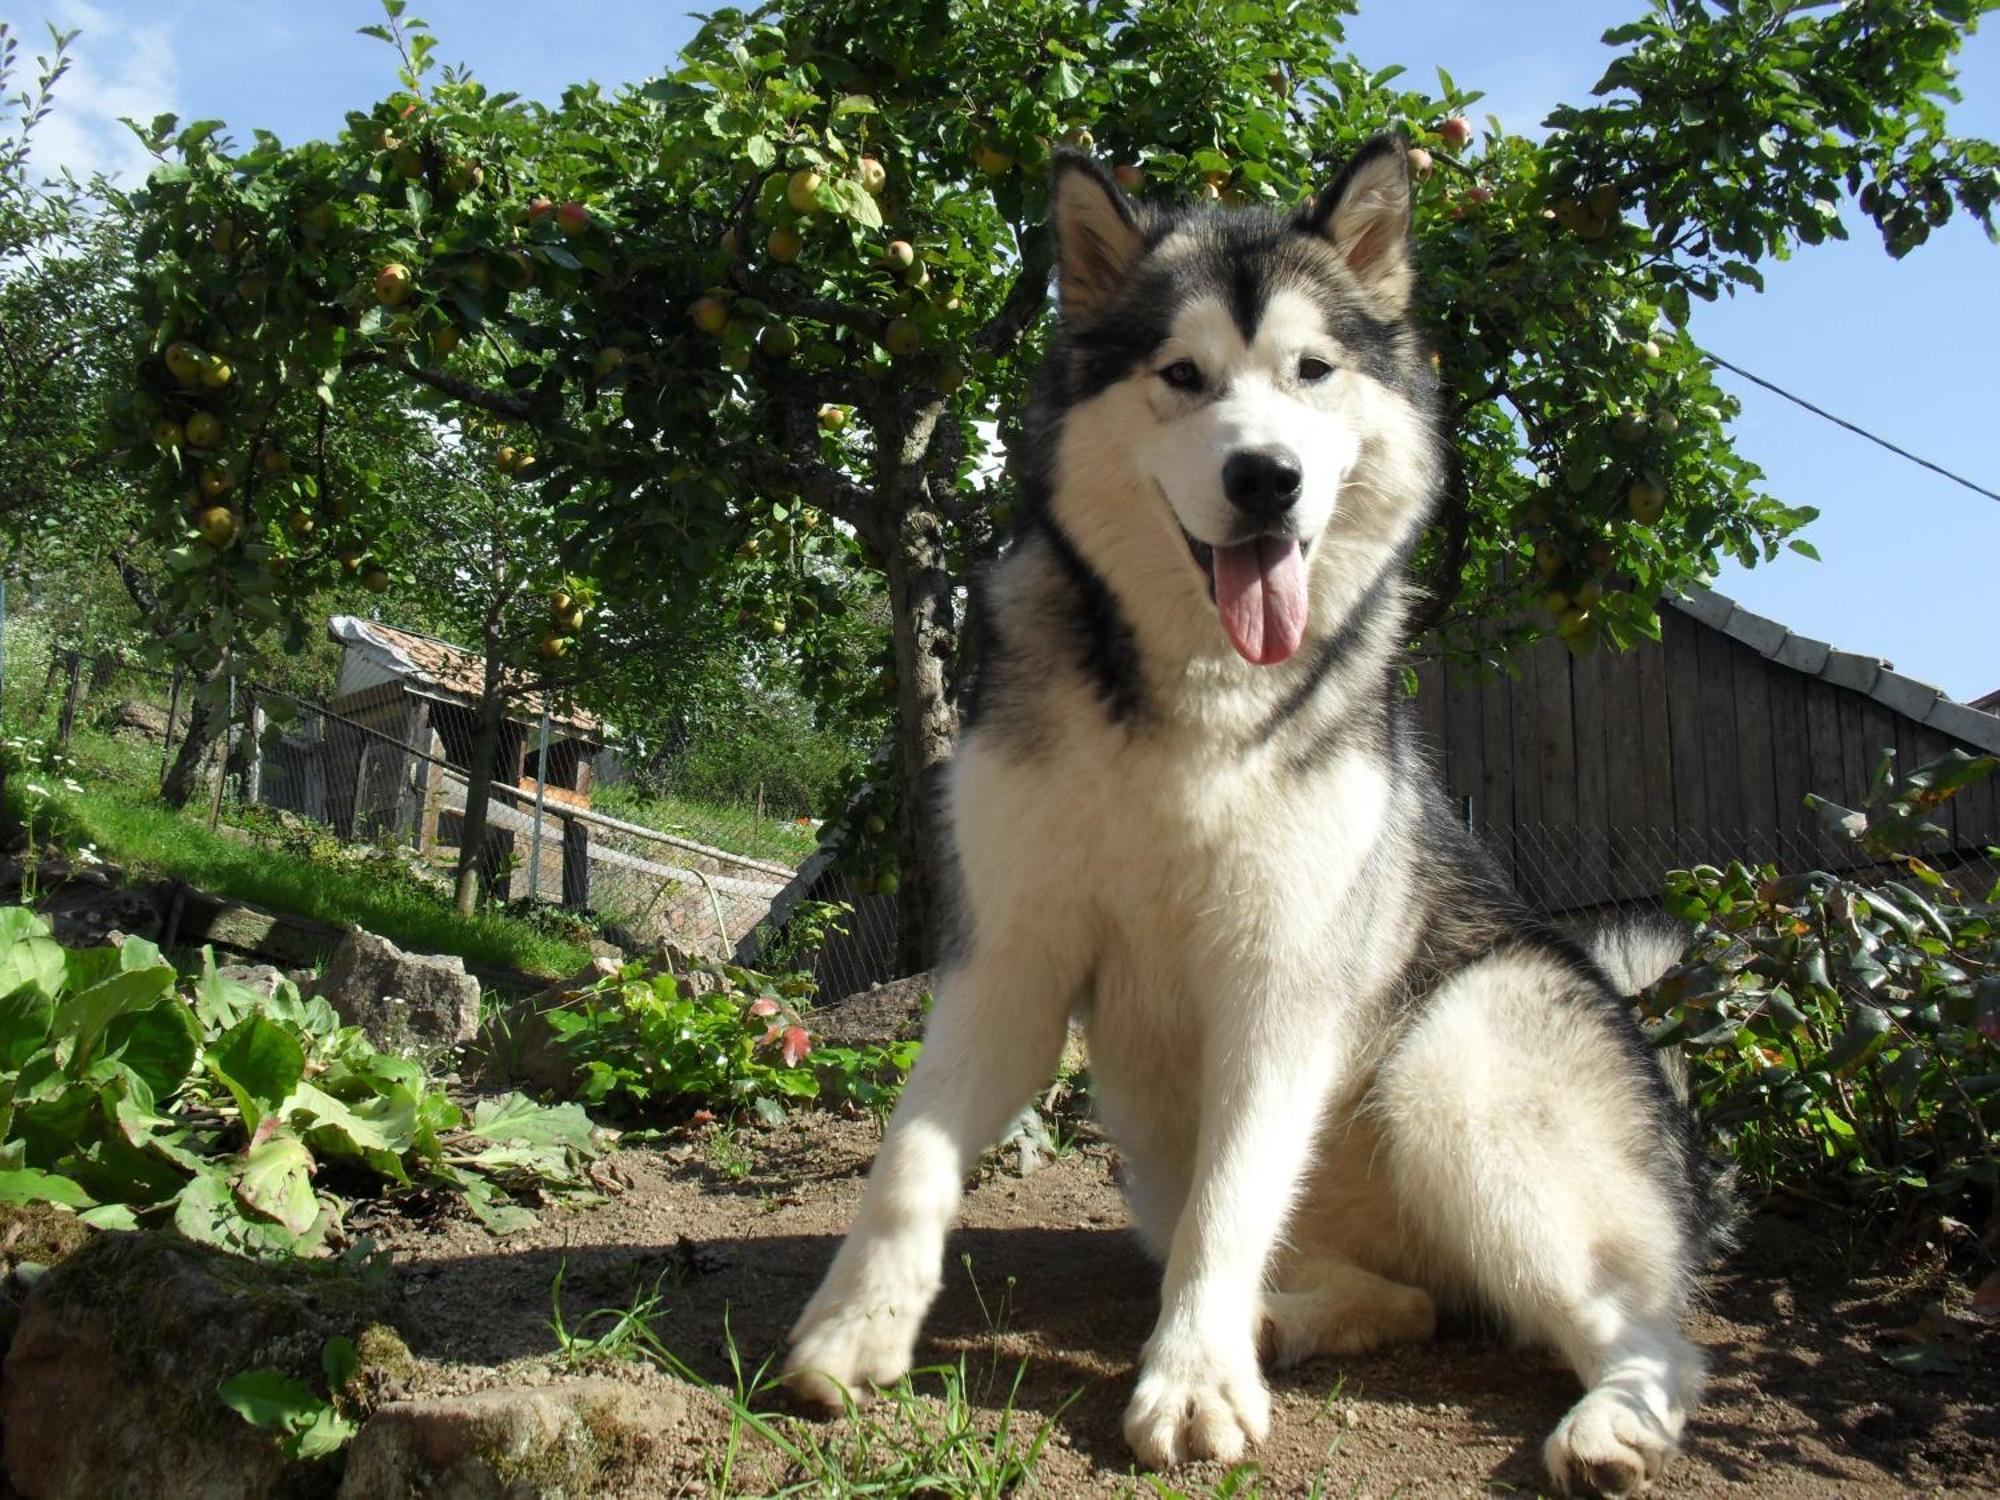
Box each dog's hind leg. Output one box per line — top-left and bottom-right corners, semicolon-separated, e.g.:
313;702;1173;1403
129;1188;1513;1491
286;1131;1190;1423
1371;950;1706;1498
1256;1264;1436;1368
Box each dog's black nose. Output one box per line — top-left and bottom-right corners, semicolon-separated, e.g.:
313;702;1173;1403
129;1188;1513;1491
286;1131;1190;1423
1222;446;1303;518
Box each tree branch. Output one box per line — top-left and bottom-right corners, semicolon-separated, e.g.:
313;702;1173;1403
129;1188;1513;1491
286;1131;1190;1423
973;228;1052;356
344;349;536;421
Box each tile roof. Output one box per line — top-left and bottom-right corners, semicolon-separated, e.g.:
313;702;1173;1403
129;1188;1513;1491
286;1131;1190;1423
1669;588;2000;756
328;616;602;736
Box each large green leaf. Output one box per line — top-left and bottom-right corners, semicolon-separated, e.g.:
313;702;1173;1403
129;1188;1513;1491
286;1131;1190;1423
101;1002;203;1098
0;988;54;1070
208;1014;306;1134
234;1133;319;1235
465;1093;597;1151
0;1165;94;1208
51;963;179;1073
0;909;67;1002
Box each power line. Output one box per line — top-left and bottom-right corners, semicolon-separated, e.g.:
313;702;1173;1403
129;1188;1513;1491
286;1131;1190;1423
1701;348;2000;504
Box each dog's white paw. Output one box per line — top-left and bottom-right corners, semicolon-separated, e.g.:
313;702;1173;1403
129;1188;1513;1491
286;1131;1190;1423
1544;1385;1678;1497
1123;1338;1271;1469
783;1241;937;1413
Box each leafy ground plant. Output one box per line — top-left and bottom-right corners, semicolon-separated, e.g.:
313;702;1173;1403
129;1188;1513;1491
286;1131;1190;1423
0;912;609;1253
218;1335;360;1461
545;954;917;1124
1642;750;2000;1227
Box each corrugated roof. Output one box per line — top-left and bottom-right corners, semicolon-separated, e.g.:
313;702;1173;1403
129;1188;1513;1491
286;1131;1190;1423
327;616;602;736
1669;587;2000;756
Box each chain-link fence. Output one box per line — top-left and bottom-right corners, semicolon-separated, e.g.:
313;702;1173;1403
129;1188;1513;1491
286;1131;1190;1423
32;647;817;962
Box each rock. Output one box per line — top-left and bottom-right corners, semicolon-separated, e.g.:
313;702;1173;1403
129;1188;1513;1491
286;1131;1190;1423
99;699;170;742
307;928;483;1049
813;972;933;1047
214;962;290;998
337;1380;686;1500
472;958;622;1095
1;1230;392;1500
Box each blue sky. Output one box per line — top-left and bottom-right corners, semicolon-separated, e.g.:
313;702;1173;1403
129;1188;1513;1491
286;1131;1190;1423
18;0;1999;700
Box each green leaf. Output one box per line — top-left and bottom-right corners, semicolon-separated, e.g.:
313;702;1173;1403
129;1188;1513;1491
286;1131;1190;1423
218;1366;322;1433
234;1133;320;1235
101;1002;202;1098
52;964;179;1073
322;1335;359;1394
818;175;882;230
208;1015;306;1134
0;988;54;1070
0;908;67;1001
290;1404;358;1460
465;1094;596;1152
0;1166;94;1209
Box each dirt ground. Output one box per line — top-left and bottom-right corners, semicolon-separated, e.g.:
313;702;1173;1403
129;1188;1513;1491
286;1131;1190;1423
356;1110;2000;1498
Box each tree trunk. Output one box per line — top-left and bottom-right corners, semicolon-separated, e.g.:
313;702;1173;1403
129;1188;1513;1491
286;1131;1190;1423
452;641;510;919
883;503;960;972
160;673;225;810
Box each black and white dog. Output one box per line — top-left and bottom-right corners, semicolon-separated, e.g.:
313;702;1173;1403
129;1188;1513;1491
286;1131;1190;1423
786;135;1728;1497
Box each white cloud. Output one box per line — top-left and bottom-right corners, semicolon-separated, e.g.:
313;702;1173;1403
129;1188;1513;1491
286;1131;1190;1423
21;0;178;189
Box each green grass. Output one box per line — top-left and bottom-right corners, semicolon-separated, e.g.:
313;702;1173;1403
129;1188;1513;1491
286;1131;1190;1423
592;781;820;868
12;730;593;980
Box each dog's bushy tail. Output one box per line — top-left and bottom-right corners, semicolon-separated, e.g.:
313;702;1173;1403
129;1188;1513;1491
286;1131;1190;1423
1586;915;1688;998
1590;915;1742;1259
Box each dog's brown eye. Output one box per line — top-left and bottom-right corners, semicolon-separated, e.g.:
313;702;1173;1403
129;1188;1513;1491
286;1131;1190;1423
1160;359;1203;392
1298;356;1334;383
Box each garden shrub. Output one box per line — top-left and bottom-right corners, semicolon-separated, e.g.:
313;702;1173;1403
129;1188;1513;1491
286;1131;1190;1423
1642;750;1999;1230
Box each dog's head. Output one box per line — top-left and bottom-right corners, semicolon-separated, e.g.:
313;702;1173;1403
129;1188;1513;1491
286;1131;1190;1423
1043;134;1440;667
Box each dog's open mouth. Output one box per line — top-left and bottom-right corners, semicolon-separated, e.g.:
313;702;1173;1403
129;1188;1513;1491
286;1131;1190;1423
1183;529;1310;667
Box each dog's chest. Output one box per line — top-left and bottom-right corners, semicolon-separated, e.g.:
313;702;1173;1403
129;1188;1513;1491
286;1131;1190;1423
962;705;1389;1006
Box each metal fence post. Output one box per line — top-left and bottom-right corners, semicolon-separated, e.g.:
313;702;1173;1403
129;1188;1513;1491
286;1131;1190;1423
528;702;551;902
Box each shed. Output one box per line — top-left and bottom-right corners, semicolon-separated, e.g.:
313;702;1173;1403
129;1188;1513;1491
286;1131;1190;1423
1413;587;2000;919
323;616;603;849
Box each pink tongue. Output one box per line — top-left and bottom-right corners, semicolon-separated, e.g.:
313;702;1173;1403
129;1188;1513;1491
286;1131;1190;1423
1213;537;1307;665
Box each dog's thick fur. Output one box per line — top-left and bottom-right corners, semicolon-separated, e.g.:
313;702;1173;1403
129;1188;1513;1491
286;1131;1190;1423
785;136;1729;1497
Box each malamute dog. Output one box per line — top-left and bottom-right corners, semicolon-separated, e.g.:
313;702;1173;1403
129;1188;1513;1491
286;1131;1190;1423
786;135;1729;1497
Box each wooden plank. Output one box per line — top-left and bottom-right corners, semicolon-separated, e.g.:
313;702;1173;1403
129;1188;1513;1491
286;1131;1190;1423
1765;666;1814;870
1802;678;1846;865
1693;620;1744;863
1603;634;1649;899
1661;608;1710;867
1570;634;1613;909
1412;660;1448;777
1730;637;1779;867
1529;638;1580;911
1831;687;1872;873
1509;643;1546;835
1478;665;1517;885
1445;663;1485;819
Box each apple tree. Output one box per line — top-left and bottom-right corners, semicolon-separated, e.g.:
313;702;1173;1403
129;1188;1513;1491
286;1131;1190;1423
100;0;1997;964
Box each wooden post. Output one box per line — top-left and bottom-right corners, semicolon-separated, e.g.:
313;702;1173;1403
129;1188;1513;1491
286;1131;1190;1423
561;816;590;910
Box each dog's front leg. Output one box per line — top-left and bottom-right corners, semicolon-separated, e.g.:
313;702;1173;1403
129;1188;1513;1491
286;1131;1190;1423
784;939;1076;1409
1124;986;1335;1468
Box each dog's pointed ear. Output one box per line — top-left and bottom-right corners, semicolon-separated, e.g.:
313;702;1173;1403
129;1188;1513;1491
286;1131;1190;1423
1299;133;1414;314
1050;150;1145;324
